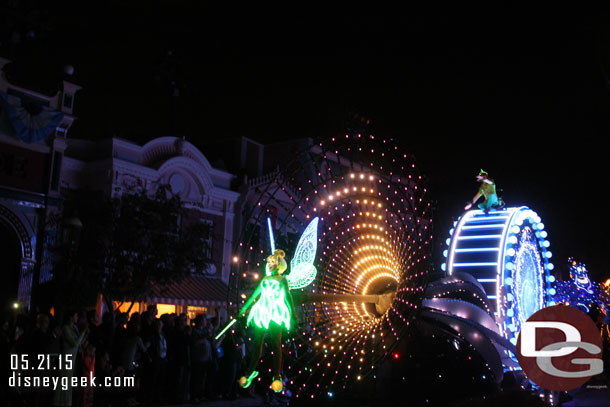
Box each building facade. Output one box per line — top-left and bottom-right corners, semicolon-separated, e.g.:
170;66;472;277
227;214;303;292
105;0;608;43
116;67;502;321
0;56;79;311
61;136;241;318
1;55;307;320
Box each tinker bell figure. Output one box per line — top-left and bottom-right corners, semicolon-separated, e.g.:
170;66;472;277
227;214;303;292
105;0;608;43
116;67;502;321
464;169;505;213
236;217;319;393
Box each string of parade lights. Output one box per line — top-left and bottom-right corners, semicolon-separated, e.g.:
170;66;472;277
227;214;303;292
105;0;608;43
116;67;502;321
228;133;433;400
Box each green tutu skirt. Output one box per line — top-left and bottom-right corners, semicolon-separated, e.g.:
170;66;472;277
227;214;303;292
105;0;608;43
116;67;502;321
247;278;291;330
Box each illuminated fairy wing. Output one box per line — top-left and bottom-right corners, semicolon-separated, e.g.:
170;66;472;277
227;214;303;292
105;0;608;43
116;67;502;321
287;217;319;290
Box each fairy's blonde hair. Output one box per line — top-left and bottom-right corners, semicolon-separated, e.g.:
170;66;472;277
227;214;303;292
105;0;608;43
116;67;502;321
266;249;287;275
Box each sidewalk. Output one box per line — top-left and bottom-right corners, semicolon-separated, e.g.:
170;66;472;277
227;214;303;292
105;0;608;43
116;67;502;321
561;387;610;407
560;375;610;407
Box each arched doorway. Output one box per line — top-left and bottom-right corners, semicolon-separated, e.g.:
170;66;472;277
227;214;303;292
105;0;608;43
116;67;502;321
0;221;21;311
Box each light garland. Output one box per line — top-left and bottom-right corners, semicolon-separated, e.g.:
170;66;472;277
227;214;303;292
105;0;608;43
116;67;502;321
231;133;432;400
552;258;610;314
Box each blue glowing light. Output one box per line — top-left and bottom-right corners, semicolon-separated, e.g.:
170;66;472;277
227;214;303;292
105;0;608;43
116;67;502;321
551;258;610;313
443;206;555;363
443;206;555;356
267;217;276;253
513;227;545;326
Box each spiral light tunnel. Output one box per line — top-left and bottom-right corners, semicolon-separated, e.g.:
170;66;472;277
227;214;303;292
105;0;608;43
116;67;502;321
231;134;432;400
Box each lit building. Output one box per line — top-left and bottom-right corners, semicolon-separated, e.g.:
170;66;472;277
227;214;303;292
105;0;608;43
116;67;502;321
0;56;80;310
61;136;240;319
209;137;316;303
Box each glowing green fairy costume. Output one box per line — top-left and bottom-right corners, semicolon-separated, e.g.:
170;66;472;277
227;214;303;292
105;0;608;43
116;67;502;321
235;217;319;392
240;217;319;332
247;277;292;330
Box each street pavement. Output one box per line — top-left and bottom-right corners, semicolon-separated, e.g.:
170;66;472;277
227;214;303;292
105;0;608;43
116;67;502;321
165;394;264;407
560;375;610;407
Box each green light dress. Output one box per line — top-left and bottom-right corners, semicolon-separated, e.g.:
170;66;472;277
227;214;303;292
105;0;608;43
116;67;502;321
247;277;292;330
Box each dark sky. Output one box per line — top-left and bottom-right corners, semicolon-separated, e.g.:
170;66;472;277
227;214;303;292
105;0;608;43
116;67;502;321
3;2;610;279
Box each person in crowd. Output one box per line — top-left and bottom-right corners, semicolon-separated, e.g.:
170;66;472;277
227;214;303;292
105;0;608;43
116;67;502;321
96;349;125;407
26;313;53;406
77;343;95;407
219;328;244;400
53;310;87;407
84;310;101;348
205;314;224;399
119;319;149;376
97;311;114;360
148;318;169;405
1;313;17;406
112;312;129;367
2;305;260;406
140;306;156;345
172;313;191;403
190;314;211;403
28;313;51;355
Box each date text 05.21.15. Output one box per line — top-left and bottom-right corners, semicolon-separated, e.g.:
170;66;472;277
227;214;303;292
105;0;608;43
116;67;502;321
10;354;73;371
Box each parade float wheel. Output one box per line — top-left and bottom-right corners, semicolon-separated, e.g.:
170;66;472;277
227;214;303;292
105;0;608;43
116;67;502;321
442;207;556;349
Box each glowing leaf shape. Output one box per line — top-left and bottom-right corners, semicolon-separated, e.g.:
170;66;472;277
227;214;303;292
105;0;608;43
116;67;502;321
287;217;319;289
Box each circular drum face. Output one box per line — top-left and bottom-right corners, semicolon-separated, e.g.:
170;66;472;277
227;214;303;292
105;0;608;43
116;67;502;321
513;227;545;325
442;207;555;353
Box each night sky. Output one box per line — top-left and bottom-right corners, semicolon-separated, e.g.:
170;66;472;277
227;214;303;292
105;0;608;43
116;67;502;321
3;2;610;280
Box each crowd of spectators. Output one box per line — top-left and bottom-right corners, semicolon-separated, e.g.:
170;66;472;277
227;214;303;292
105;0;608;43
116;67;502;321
5;303;607;407
1;305;250;407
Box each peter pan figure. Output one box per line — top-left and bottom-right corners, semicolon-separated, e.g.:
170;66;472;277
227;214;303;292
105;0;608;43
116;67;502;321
464;169;504;213
238;249;295;393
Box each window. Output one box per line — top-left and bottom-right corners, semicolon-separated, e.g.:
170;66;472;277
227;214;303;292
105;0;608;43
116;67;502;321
63;93;73;109
187;306;209;322
199;219;213;258
113;301;141;318
50;152;62;191
156;303;178;316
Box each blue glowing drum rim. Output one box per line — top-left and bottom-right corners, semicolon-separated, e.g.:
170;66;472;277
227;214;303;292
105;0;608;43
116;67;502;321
441;207;556;346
